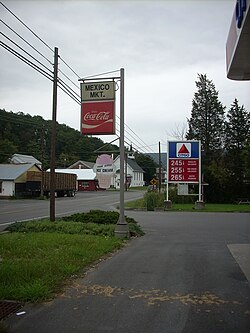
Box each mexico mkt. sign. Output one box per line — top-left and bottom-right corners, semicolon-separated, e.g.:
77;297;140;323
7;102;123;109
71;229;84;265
168;141;200;183
81;81;115;135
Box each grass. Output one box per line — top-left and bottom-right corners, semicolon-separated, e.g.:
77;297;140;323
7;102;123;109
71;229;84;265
0;210;144;303
0;232;123;302
125;198;250;212
126;198;145;209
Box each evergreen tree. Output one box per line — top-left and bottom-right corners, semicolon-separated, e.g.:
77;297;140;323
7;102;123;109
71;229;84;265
225;99;250;194
186;74;226;202
186;74;226;162
225;99;250;151
134;152;157;183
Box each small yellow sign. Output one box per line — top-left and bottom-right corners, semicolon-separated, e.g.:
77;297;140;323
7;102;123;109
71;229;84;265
150;178;158;185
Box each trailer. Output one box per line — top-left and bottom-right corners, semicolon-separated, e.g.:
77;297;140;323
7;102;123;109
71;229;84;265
26;171;77;197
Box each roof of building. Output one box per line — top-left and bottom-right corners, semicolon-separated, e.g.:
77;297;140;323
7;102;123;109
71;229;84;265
127;158;144;173
53;169;96;180
0;163;36;180
10;154;42;168
114;156;144;173
68;160;95;169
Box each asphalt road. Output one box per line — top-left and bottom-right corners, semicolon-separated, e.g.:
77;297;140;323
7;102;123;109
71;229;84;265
0;190;144;231
5;211;250;333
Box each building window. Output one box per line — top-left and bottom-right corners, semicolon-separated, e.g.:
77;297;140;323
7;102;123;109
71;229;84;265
0;181;2;193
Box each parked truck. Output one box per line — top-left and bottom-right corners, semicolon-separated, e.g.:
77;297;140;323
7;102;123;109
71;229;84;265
26;171;77;197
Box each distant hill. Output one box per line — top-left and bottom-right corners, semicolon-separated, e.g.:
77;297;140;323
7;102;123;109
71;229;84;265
0;108;119;169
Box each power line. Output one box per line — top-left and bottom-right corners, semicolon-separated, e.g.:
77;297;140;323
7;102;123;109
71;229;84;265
0;19;53;65
81;69;120;80
116;116;152;153
1;2;156;154
0;1;53;52
1;19;81;103
0;40;53;81
58;80;81;105
1;31;53;75
115;125;149;154
1;2;79;85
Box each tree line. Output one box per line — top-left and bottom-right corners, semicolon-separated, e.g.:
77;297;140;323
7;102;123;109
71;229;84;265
0;109;118;169
0;109;157;182
186;74;250;203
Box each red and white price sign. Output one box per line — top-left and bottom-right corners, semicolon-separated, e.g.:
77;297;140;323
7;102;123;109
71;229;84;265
168;158;199;183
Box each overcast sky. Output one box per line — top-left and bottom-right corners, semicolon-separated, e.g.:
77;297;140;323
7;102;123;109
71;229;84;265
1;0;249;153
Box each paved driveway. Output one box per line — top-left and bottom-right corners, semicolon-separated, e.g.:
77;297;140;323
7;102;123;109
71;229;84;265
5;211;250;333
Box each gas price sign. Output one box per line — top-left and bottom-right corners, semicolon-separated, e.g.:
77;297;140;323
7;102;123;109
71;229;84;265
168;141;200;183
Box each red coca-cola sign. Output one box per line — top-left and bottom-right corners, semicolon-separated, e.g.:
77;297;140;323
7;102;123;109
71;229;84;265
81;101;115;135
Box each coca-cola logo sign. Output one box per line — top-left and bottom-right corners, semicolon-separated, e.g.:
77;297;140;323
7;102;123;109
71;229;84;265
83;112;111;121
81;101;115;135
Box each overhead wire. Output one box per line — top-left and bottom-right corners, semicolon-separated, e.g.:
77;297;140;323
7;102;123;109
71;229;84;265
1;31;53;75
0;1;53;52
0;19;53;65
115;114;152;153
1;1;155;154
0;40;53;81
115;125;149;154
81;69;121;80
0;39;82;106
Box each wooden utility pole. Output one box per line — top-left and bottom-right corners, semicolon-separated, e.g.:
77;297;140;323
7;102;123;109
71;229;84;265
50;47;59;221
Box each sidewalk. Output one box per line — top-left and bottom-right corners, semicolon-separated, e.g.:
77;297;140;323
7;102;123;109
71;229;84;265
5;211;250;333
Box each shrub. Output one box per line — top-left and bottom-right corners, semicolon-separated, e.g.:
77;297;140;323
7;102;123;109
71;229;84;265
168;186;196;204
143;192;165;210
7;211;145;238
62;210;119;224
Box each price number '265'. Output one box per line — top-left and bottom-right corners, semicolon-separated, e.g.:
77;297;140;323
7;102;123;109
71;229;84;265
170;174;184;181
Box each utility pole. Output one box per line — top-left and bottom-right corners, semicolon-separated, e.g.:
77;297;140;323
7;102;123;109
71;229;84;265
50;47;59;221
115;68;129;238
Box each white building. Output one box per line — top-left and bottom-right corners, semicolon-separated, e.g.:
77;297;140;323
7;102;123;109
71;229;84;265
111;154;145;189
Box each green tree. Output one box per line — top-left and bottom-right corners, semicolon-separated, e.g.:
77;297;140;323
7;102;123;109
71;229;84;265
186;74;226;162
186;74;226;202
224;99;250;198
134;152;157;183
225;99;250;151
0;139;17;163
0;108;119;168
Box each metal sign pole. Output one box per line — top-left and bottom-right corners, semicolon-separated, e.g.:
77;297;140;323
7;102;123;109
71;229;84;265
115;68;129;238
198;140;202;202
